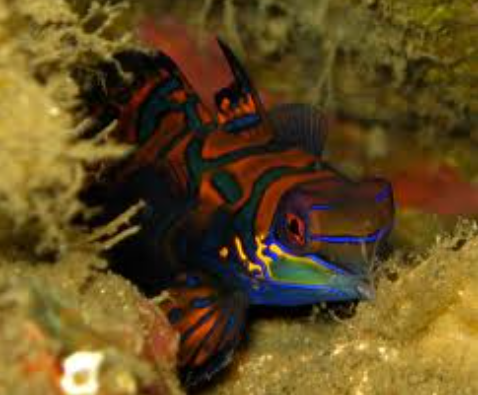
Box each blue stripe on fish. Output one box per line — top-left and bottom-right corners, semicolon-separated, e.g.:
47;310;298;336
309;226;390;244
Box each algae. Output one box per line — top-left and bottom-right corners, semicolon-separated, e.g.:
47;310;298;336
0;0;130;258
0;257;180;395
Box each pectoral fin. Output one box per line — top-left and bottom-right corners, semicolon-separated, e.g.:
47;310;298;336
156;272;248;386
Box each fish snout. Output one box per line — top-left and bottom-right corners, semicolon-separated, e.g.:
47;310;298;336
355;279;376;300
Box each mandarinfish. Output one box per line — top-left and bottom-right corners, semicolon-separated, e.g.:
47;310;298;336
82;39;394;387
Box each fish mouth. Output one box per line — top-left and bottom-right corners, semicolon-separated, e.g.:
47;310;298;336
302;255;377;301
356;281;375;300
327;274;376;301
254;235;378;303
263;249;377;302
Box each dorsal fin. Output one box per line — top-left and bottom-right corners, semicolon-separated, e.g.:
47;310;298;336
214;39;271;137
82;49;216;181
85;50;216;159
268;103;327;157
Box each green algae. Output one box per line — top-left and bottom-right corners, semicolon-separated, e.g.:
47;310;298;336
0;0;132;258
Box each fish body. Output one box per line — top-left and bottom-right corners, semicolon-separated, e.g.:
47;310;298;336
84;41;394;385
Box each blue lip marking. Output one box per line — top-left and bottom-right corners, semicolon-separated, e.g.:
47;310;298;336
264;281;351;298
309;226;390;244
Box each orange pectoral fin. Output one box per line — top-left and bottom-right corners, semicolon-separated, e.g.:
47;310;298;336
156;272;248;387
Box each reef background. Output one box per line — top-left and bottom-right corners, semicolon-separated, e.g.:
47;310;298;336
0;0;476;394
146;0;477;136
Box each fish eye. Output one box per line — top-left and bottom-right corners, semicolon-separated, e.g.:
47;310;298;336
285;212;306;246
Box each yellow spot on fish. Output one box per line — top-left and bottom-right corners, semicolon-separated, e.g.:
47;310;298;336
269;243;283;256
219;246;229;259
255;236;273;266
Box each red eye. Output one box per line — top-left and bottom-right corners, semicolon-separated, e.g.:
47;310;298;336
286;213;306;246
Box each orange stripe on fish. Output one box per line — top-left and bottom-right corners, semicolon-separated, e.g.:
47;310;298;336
114;79;159;143
225;149;316;209
201;127;272;160
115;111;187;182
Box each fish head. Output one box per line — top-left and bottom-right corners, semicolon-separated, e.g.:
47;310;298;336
250;169;394;304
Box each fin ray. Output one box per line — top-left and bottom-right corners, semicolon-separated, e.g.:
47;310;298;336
157;272;248;386
214;39;271;139
269;103;327;157
82;49;216;185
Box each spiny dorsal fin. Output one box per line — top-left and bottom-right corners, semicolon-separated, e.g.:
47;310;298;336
82;49;216;148
268;103;327;157
214;39;271;136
